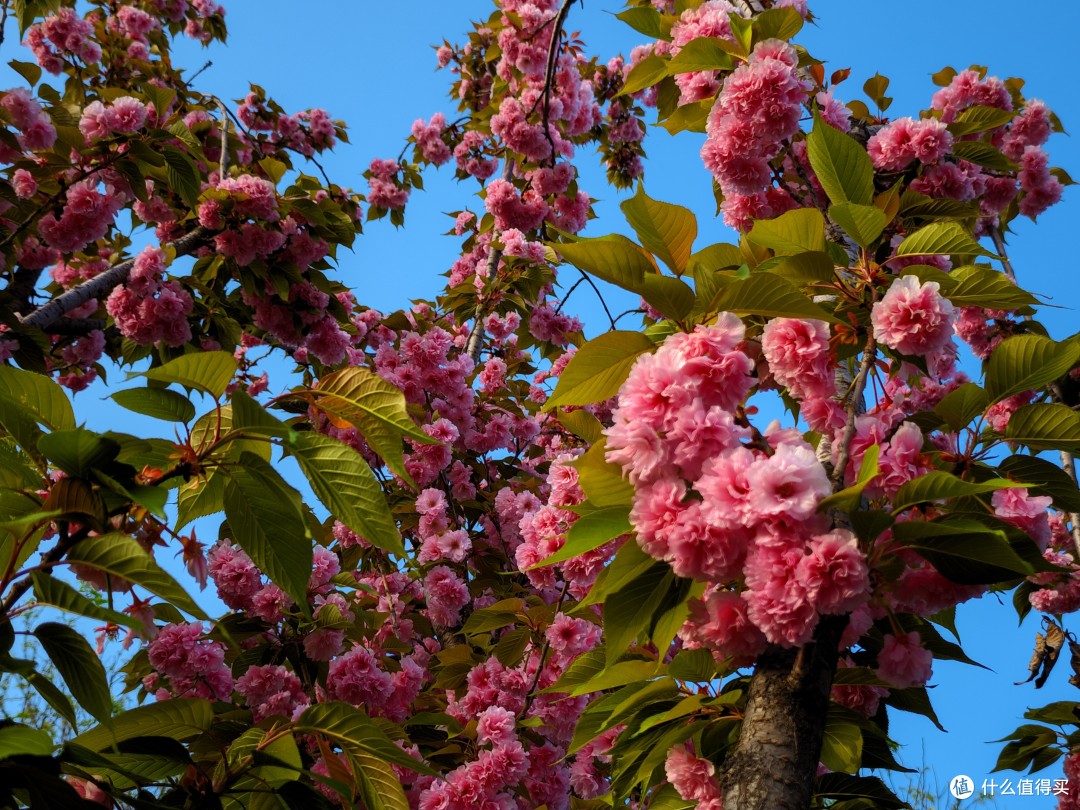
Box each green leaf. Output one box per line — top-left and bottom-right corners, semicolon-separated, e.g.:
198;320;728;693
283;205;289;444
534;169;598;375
945;265;1040;309
111;387;196;423
892;472;1023;512
570;438;634;508
605;562;672;662
687;242;741;277
668;648;716;682
829;203;888;249
640;275;695;320
947;104;1016;137
34;622;112;723
309;367;432;485
162;145;202;207
8;60;42;87
665;37;733;75
544;331;654;411
815;774;908;809
30;572;140;629
765;251;836;284
892;518;1033;584
551;235;654;293
0;725;53;759
751;6;804;41
747;208;826;254
893;222;994;259
820;711;864;773
176;470;225;529
529;506;630;568
615;7;664;39
985;335;1080;404
294;702;435;775
656;99;712;135
950;140;1016;171
66;532;207;620
73;699;214;751
555;410;604;444
621;184;697;274
818;444;880;512
710;273;838;322
37;429;120;477
620;55;669;97
0;365;74;430
352;748;410;810
494;627;531;667
934;383;989;431
288;432;402;556
1005;404;1080;452
566;660;662;697
545;646;605;693
139;351;237;398
28;672;76;729
806;110;874;205
998;455;1080;513
223;453;312;610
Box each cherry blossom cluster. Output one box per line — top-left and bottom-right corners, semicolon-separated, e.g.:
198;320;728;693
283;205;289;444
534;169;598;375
604;317;870;651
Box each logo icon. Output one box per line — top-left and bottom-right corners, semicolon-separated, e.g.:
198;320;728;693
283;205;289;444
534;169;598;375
950;775;975;800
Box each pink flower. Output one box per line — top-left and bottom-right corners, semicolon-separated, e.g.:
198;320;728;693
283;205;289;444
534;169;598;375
797;530;871;615
327;645;393;706
424;566;470;627
871;275;956;357
867;117;952;171
748;443;831;521
665;744;723;804
877;631;933;688
105;96;147;132
681;589;767;662
235;664;308;722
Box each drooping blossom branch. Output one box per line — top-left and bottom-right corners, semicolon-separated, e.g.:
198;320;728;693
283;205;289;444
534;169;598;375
19;227;209;331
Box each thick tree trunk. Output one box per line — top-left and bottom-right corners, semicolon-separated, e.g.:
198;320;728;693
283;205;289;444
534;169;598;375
720;615;846;810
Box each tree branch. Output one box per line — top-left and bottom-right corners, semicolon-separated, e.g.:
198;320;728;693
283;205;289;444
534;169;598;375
18;227;209;331
465;161;515;364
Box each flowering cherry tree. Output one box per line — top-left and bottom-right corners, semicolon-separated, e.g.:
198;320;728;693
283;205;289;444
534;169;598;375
0;0;1078;809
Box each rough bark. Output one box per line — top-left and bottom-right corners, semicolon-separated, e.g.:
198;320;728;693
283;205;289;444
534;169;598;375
721;616;847;810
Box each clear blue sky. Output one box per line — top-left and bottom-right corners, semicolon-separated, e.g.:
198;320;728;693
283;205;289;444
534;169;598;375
9;1;1080;801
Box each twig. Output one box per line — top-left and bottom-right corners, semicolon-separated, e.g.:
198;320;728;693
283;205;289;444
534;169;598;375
465;161;515;364
990;228;1018;284
218;99;229;176
830;333;876;490
539;0;576;167
19;227;209;330
573;269;617;330
1058;451;1080;560
43;317;107;335
0;527;88;620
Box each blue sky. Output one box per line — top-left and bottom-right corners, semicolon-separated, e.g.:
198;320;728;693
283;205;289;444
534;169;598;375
8;0;1080;801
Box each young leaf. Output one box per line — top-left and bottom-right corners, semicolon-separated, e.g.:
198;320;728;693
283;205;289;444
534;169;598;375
34;622;113;723
621;184;697;274
605;562;672;663
666;37;733;75
806;110;874;205
544;331;654;411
